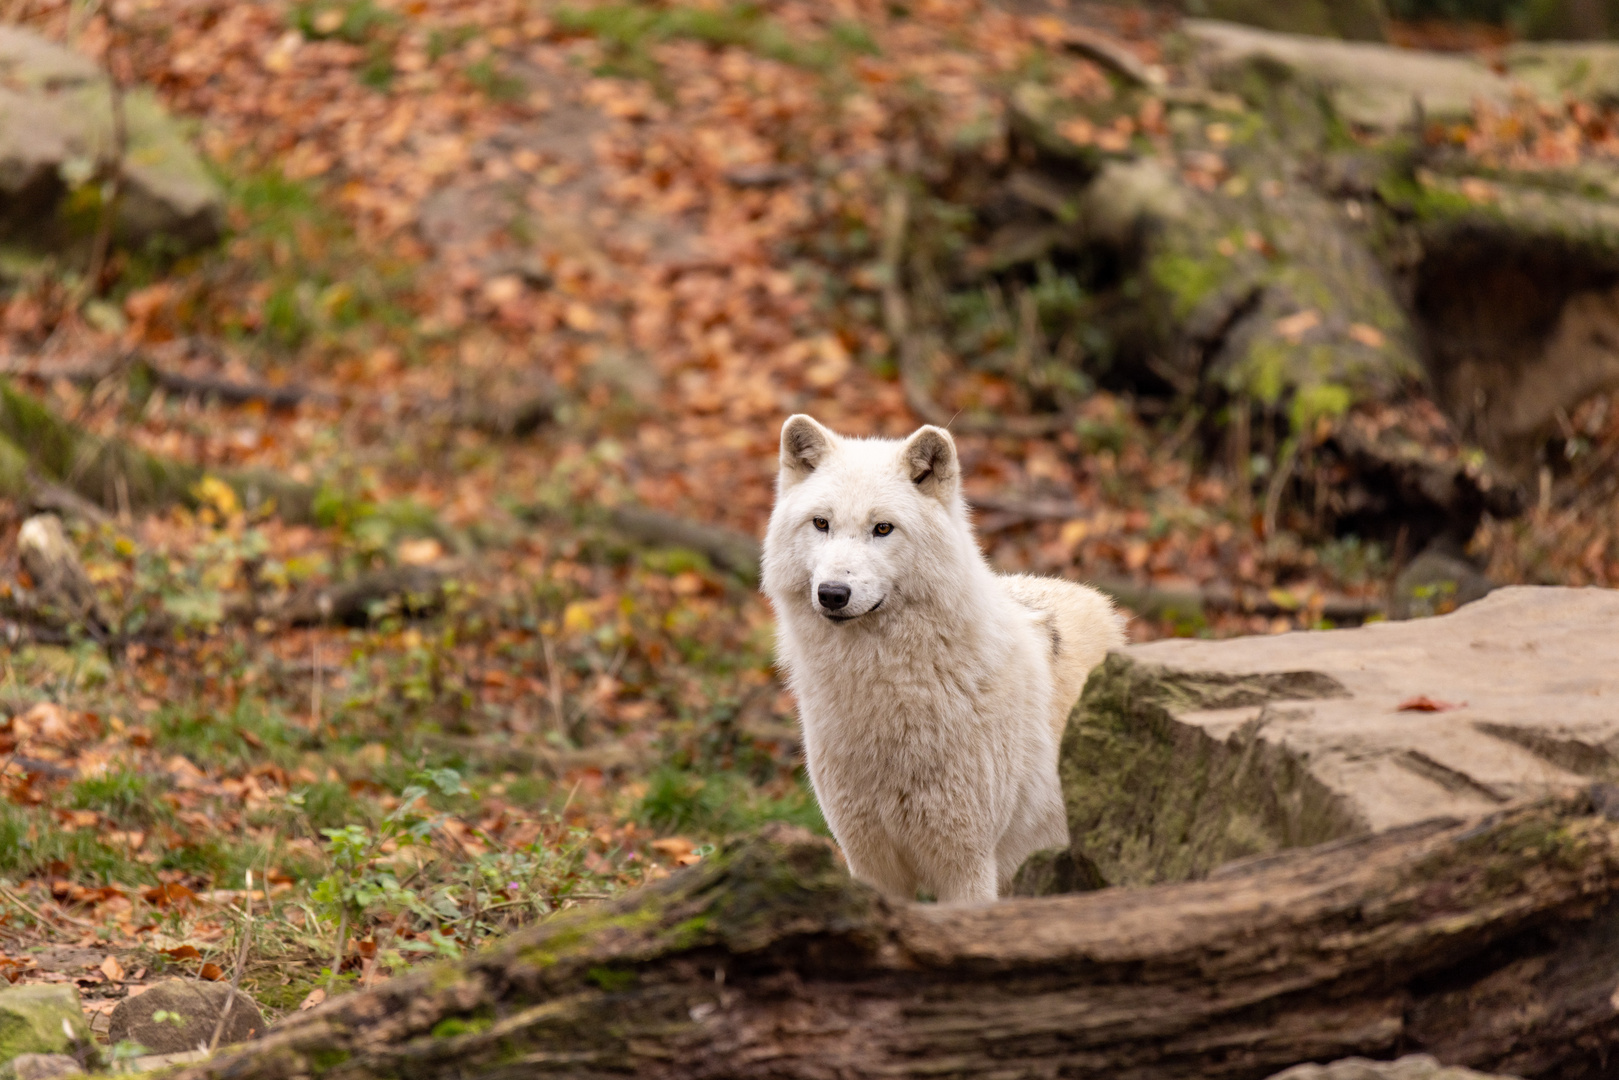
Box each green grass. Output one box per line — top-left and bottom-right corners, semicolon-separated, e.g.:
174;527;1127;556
637;768;826;837
554;2;878;80
291;0;397;45
0;804;152;884
297;780;369;833
209;167;418;350
69;769;172;828
152;699;307;772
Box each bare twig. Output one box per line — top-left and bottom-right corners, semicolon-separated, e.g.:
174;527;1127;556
1090;573;1381;624
1262;436;1303;539
1056;24;1164;88
309;634;322;733
328;906;347;996
969;494;1088;531
208;874;256;1052
540;636;567;735
83;31;128;300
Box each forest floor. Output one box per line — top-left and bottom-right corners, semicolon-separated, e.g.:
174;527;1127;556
0;0;1616;1043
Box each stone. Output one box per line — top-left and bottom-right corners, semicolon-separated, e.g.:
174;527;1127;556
1055;586;1619;889
1184;0;1388;42
0;26;222;255
17;514;100;626
1267;1055;1521;1080
107;980;266;1054
0;1055;82;1080
1006;846;1107;898
0;985;94;1065
1185;19;1513;129
1390;539;1494;621
1505;41;1619;101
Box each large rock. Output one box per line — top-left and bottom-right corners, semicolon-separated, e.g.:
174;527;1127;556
0;985;94;1065
1056;586;1619;888
1182;0;1388;42
0;26;222;255
108;980;265;1054
1184;19;1513;130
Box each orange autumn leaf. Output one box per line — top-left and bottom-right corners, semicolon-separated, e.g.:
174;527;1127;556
142;883;198;909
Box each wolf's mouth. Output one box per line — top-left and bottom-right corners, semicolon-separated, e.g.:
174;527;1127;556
824;597;884;622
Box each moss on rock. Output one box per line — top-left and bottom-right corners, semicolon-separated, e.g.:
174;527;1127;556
1055;653;1365;888
0;985;95;1068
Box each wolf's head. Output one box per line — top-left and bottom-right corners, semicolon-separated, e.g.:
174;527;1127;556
762;415;977;626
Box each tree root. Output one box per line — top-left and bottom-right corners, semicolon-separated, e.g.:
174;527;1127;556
168;794;1619;1080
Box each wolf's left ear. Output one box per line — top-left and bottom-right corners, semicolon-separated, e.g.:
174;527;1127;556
780;414;836;485
901;425;959;501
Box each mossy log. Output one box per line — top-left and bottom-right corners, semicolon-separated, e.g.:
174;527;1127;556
172;796;1619;1080
0;379;314;521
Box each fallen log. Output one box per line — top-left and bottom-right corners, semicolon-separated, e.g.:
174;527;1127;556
178;795;1619;1080
0;379;316;521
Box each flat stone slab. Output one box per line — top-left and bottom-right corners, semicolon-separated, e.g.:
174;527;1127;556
1060;586;1619;887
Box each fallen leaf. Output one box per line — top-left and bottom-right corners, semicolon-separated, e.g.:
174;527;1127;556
1057;116;1094;146
199;962;225;981
1274;309;1321;343
161;945;201;961
398;538;444;566
1397;696;1466;712
1458;176;1497;203
1348;323;1386;349
100;955;125;982
143;883;198;909
651;836;695;857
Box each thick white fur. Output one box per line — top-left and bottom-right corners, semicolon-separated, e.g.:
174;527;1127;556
762;415;1125;905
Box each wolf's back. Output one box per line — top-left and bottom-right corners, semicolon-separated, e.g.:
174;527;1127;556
1001;574;1126;742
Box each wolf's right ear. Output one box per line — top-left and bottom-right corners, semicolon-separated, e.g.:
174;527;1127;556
780;415;836;485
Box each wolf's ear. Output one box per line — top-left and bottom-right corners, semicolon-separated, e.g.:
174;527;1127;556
901;425;959;501
780;414;836;484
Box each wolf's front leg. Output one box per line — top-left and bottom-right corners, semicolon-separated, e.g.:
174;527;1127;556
837;832;919;902
926;847;1000;905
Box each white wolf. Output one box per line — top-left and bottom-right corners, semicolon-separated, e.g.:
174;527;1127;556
762;415;1124;904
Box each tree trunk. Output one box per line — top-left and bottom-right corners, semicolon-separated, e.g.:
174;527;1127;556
174;795;1619;1080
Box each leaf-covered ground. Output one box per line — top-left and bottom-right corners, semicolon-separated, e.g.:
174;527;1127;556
0;0;1616;1043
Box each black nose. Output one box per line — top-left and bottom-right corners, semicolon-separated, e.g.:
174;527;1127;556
818;583;851;611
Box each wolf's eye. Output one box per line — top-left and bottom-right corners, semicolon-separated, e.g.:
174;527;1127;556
813;517;829;532
873;522;893;536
